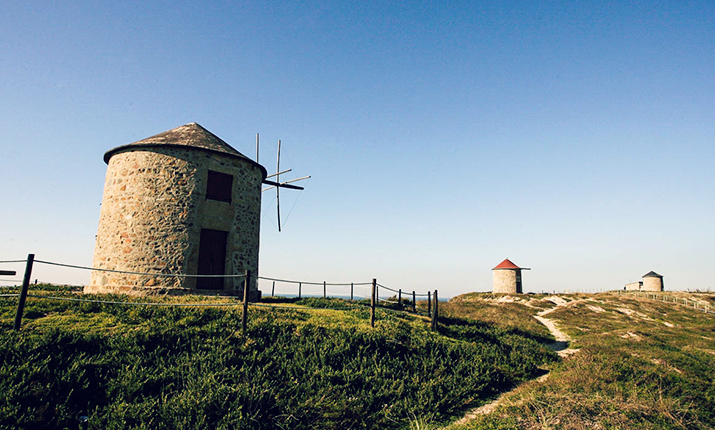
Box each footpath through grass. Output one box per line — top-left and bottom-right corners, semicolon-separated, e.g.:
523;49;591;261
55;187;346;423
446;292;715;430
0;286;555;430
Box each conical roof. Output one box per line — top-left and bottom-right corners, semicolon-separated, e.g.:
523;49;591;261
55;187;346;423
643;271;663;278
104;123;266;177
493;258;521;270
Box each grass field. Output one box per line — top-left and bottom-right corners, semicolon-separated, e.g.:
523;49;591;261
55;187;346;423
0;286;555;430
2;287;713;429
443;292;715;430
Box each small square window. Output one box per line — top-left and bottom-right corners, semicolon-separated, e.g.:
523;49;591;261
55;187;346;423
206;170;233;203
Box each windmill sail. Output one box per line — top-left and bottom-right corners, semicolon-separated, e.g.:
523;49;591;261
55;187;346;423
260;138;311;232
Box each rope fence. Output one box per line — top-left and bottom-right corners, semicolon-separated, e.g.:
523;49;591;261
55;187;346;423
35;260;246;278
615;290;713;314
2;254;441;332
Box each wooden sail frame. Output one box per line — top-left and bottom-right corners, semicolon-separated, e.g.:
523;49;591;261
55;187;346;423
256;135;311;232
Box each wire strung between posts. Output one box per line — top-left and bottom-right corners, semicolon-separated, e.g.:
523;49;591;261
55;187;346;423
0;294;20;298
8;258;435;310
25;294;247;307
22;294;371;312
377;283;431;297
34;260;247;278
377;284;401;294
257;275;371;286
250;303;316;311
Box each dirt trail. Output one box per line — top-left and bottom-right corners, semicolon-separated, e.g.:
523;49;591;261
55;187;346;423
449;297;580;427
534;299;580;357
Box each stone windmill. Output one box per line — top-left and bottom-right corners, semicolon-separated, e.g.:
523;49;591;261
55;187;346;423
642;271;664;291
87;122;305;299
492;258;530;294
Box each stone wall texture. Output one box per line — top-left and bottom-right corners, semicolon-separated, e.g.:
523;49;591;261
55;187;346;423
642;276;664;292
625;281;643;291
87;146;263;297
493;269;521;294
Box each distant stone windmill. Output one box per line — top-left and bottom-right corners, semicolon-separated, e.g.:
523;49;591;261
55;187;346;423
492;258;530;294
642;271;664;291
87;123;309;298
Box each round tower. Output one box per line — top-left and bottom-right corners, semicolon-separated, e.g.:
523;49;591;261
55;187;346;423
642;271;664;292
492;258;529;294
87;123;266;298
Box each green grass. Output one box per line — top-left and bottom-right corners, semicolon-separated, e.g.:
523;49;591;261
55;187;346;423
441;294;554;343
449;292;715;430
0;286;555;430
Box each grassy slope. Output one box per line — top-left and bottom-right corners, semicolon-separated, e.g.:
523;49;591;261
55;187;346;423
0;287;555;430
447;292;715;430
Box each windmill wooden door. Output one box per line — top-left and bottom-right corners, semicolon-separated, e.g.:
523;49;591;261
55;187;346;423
197;229;228;290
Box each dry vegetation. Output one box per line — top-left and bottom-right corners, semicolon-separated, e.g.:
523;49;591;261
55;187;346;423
2;287;713;429
442;292;715;430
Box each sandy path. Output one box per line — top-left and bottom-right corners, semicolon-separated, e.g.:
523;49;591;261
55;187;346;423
448;297;580;427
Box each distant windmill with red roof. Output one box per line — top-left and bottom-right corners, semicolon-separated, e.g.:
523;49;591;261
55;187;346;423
493;258;530;294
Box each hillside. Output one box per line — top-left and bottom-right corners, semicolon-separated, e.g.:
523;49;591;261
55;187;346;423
1;287;554;430
2;287;713;429
442;291;715;430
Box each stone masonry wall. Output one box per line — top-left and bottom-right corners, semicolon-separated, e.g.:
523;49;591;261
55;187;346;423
87;146;263;296
493;269;518;294
642;277;664;292
625;281;643;291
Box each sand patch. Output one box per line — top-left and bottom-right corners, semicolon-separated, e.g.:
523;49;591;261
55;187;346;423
620;332;642;341
545;296;568;306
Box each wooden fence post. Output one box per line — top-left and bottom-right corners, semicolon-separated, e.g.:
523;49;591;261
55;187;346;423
14;254;35;331
370;278;376;328
398;289;402;308
242;270;250;332
271;281;275;297
430;290;439;331
351;283;354;301
323;281;326;299
412;291;416;313
298;282;302;299
427;291;431;317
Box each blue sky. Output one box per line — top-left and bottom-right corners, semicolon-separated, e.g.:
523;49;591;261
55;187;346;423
1;1;713;297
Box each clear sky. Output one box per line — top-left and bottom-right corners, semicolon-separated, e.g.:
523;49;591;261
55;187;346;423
1;1;713;297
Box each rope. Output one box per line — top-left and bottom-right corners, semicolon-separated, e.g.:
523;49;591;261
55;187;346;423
20;294;377;313
0;260;436;309
257;276;371;286
250;302;315;311
619;290;713;314
281;188;303;229
35;260;247;278
26;294;244;307
0;294;20;298
380;299;400;304
377;284;431;298
377;284;401;294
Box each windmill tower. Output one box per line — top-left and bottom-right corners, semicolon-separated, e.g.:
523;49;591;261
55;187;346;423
642;271;664;291
492;258;530;294
87;123;308;298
